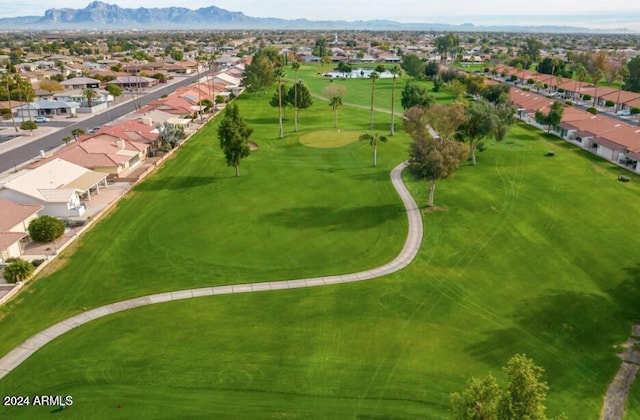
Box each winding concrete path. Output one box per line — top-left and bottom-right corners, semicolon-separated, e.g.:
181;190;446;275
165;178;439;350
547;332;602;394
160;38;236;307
0;161;423;381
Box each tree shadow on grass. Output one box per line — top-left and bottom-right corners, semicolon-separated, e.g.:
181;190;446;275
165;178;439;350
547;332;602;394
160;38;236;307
134;176;219;191
464;265;640;397
259;204;403;231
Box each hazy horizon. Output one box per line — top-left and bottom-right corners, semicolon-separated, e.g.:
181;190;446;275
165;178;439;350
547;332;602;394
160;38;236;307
0;1;638;31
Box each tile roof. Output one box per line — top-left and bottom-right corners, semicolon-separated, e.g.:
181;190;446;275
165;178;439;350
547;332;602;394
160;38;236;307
0;198;42;231
0;232;27;252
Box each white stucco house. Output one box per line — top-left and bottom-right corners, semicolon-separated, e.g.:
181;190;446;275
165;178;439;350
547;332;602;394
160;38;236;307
0;159;108;218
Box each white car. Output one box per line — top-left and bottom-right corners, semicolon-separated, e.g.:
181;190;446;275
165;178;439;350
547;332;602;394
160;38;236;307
34;116;50;123
616;109;631;116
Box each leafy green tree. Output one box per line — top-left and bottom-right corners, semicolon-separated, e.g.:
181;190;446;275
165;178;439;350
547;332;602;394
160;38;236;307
459;100;499;165
448;79;468;101
424;61;440;79
336;62;352;75
535;101;564;133
403;106;430;140
369;71;379;130
325;84;347;129
359;133;388;167
572;63;588;101
242;50;279;95
401;81;434;110
450;374;501;420
28;215;65;242
481;84;510;105
494;104;517;142
590;69;604;106
286;81;313;126
105;84;122;99
389;65;402;136
623;57;640;93
451;354;551;420
1;72;18;133
434;33;460;63
20;120;37;131
401;54;425;78
498;354;549;420
218;104;253;177
522;37;542;63
407;133;468;208
169;49;184;61
2;258;35;284
427;102;469;142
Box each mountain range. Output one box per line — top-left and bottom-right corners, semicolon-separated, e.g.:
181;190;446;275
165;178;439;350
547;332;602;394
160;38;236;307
0;1;630;33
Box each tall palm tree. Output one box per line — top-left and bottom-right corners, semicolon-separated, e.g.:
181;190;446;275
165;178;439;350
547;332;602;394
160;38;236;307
329;95;343;128
2;72;18;132
369;71;379;130
615;65;629;112
359;132;388;167
291;60;301;132
389;65;402;136
14;74;32;131
572;63;588;102
83;88;97;108
274;65;286;139
71;128;86;142
591;69;604;107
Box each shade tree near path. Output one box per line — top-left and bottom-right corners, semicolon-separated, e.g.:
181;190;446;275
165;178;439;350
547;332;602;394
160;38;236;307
291;61;301;132
459;99;515;165
535;101;565;134
406;124;467;208
287;81;313;128
217;103;253;177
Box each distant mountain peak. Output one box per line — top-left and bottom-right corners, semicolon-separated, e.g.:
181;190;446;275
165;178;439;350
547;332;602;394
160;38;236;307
0;2;631;33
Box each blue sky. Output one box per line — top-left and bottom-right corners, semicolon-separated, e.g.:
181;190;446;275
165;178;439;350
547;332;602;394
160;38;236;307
0;1;638;30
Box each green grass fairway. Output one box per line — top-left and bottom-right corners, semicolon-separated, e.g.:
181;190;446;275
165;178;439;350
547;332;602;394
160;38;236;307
2;64;640;418
299;129;361;148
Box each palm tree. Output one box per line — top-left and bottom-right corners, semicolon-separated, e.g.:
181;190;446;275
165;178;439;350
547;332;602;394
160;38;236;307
615;65;629;112
156;122;185;151
14;74;33;132
389;65;402;136
83;88;97;108
515;63;524;85
274;65;286;139
2;72;18;133
591;69;604;107
359;133;388;167
291;60;301;132
572;63;588;102
329;95;343;128
62;136;72;146
369;71;379;130
71;128;86;142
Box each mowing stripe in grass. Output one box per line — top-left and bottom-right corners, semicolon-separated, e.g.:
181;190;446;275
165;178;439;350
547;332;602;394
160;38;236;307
0;161;423;381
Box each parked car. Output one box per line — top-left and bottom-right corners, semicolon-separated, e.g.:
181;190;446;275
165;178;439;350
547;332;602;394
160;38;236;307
34;116;50;123
616;109;631;116
88;126;101;134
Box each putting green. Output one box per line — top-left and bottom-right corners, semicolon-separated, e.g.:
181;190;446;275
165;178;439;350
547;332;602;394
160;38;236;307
299;130;360;148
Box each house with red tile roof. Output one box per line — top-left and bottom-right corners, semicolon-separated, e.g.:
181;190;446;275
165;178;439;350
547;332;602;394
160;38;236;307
0;198;43;263
140;95;196;117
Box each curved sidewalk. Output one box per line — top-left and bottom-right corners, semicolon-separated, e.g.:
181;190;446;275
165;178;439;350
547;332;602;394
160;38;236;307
0;161;423;380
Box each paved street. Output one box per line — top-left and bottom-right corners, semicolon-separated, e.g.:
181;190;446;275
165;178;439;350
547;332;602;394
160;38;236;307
0;73;202;173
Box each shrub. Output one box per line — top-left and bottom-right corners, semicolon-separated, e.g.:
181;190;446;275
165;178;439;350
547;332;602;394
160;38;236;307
566;101;574;106
582;94;591;101
527;78;535;85
558;88;565;93
31;259;45;267
586;107;598;115
521;87;530;92
28;215;65;242
1;108;11;119
2;258;34;283
20;120;37;130
605;100;615;107
631;107;640;115
510;75;518;82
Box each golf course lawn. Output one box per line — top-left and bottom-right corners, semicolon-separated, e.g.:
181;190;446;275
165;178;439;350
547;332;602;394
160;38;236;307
2;67;640;418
